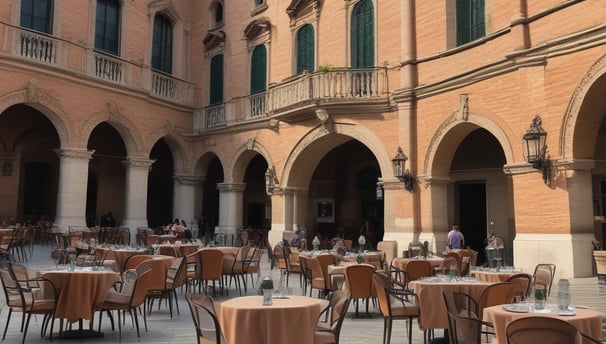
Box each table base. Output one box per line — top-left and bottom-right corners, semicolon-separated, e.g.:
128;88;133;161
55;329;104;339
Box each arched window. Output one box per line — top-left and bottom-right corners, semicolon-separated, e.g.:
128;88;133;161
456;0;485;46
250;45;267;95
296;24;314;74
214;2;224;26
152;13;173;73
210;54;224;104
351;0;374;68
20;0;53;34
95;0;121;55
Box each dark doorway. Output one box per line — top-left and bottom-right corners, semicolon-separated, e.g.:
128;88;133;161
457;182;487;265
247;203;264;229
148;140;174;227
23;162;53;219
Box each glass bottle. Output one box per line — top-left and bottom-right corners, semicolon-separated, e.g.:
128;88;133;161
557;279;571;311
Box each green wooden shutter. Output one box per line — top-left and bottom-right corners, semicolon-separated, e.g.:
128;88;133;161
351;0;374;68
152;14;173;73
210;54;224;105
457;0;485;45
296;24;314;74
250;45;267;95
95;0;120;55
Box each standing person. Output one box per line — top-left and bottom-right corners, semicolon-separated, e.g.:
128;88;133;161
447;223;465;249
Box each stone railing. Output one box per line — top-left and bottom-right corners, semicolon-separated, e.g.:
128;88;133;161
3;24;193;106
195;67;388;133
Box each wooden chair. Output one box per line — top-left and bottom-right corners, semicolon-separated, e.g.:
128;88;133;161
344;264;375;317
506;316;577;344
439;255;460;276
478;282;514;340
372;271;419;344
377;241;398;272
98;260;153;337
316;253;335;292
200;249;224;296
5;262;57;343
283;246;302;287
442;290;492;344
147;257;187;318
505;273;532;302
301;256;328;297
403;260;433;289
185;293;223;344
532;263;556;297
314;290;351;344
222;246;252;295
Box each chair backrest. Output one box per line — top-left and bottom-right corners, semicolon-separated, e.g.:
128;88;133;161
405;260;433;282
344;264;375;298
304;256;326;289
167;256;187;289
129;260;153;307
442;291;482;344
505;273;532;302
532;263;556;296
363;252;385;271
200;249;224;280
315;254;334;281
506;316;578;344
440;256;460;276
325;290;352;342
272;245;286;270
186;293;222;344
0;268;20;304
372;272;392;316
478;282;514;317
123;254;153;271
376;241;398;271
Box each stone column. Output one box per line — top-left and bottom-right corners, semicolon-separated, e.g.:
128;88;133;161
216;183;245;240
173;175;201;226
122;157;154;244
53;148;94;231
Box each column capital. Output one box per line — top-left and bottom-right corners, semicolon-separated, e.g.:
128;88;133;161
174;175;202;185
217;183;246;192
54;148;94;160
122;157;155;169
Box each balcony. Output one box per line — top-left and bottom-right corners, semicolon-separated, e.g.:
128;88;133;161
194;67;391;133
1;23;193;107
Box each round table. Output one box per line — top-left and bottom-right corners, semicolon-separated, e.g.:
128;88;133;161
218;295;324;344
483;304;603;343
409;278;492;330
471;269;518;282
42;268;119;323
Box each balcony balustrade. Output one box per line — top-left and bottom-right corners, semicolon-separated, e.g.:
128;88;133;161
3;23;193;106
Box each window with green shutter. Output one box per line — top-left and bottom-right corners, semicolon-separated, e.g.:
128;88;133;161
351;0;374;68
21;0;53;34
210;54;224;105
152;14;173;73
95;0;121;55
456;0;485;46
250;45;267;95
296;24;314;75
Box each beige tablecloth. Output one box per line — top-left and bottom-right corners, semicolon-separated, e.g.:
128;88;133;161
42;269;119;323
391;257;444;270
218;295;324;344
409;278;491;330
95;247;146;272
483;304;603;344
471;269;517;282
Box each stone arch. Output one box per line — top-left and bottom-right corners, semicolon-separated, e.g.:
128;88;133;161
147;125;192;173
228;139;274;183
560;53;606;160
194;150;224;178
282;123;392;188
0;80;71;147
424;112;515;177
80;101;145;157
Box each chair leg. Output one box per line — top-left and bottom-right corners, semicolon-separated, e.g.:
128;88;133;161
3;308;12;340
386;317;392;344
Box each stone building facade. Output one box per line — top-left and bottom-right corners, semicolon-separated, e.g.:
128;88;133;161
0;0;605;278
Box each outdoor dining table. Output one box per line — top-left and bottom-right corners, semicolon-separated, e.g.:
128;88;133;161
483;303;603;344
94;246;147;272
409;276;492;330
218;295;325;344
471;267;519;282
40;266;119;337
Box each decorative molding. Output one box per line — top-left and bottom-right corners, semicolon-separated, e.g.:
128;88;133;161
174;175;202;185
122;157;155;170
453;94;469;121
203;30;226;52
216;183;246;192
54;148;94;160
